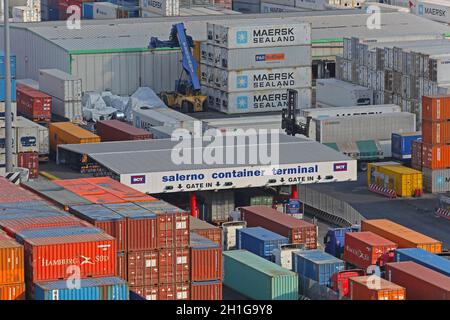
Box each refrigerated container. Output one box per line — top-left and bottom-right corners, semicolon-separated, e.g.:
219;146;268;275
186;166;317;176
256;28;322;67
16;84;52;122
15;117;39;153
316;78;373;108
423;167;450;193
51;97;83;122
38;69;82;101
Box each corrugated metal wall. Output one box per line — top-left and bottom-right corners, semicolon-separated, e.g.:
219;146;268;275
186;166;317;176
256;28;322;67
141;50;183;93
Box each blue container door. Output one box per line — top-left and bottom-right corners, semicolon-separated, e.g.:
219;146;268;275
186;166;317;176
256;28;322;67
0;79;16;101
83;3;94;19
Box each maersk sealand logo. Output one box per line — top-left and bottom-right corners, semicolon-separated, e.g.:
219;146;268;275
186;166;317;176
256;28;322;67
236;31;248;44
236;75;248;89
236;96;249;109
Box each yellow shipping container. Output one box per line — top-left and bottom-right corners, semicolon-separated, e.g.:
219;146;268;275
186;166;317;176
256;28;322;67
367;162;423;197
49;122;101;151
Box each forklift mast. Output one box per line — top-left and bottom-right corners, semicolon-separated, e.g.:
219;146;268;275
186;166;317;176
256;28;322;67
281;89;311;137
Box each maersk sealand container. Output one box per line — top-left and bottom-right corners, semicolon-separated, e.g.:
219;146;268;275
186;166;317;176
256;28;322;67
394;248;450;277
33;277;129;300
223;250;298;300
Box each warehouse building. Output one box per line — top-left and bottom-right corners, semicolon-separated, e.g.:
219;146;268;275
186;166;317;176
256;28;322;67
1;11;450;95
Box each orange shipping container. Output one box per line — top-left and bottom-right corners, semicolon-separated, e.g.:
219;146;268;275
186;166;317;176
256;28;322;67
361;219;442;253
422;120;450;145
0;235;25;285
349;276;406;300
49;122;101;152
0;283;25;300
422;96;450;122
421;143;450;169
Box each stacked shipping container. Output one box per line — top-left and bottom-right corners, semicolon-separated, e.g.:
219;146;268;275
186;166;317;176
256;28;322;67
0;231;25;300
16;83;52;124
0;52;17;102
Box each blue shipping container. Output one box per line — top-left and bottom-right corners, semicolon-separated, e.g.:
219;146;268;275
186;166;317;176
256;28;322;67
394;248;450;277
237;227;288;261
292;250;345;286
82;2;94;19
70;204;124;222
0;79;16;102
16;225;101;243
190;232;220;249
391;132;421;160
324;226;359;258
33;277;129;300
0;53;16;78
104;203;156;219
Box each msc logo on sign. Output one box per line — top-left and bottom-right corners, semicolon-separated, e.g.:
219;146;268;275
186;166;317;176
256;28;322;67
236;75;248;89
236;96;249;109
236;31;248;44
333;163;348;172
418;4;424;15
131;175;146;184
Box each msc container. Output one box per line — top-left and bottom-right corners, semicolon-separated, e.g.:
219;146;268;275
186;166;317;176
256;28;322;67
0;283;25;300
367;163;423;197
51;97;83;122
273;243;304;270
386;261;450;300
237;227;288;261
17;152;39;179
0;235;24;285
95;120;152;142
222;221;246;251
38;69;82;101
422;95;450;121
126;250;158;287
189;216;221;245
361;219;442;253
331;269;366;298
292;249;345;286
69;204;126;252
240;206;317;249
316;78;374;108
16;84;52;122
33;277;128;300
343;231;397;269
421;143;450;169
24;232;116;282
349;276;406;300
423;167;450;193
49;122;100;152
422;120;450;145
394;248;450;276
391;132;422;160
223;250;298;300
158;248;190;284
190;233;222;281
190;280;222;300
209;22;311;49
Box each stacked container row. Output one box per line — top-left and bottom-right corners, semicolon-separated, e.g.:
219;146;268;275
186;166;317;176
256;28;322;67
0;52;17;102
95;120;152;142
16;83;52;124
0;231;25;300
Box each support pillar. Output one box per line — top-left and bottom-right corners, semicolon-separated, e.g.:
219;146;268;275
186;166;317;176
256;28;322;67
190;192;197;218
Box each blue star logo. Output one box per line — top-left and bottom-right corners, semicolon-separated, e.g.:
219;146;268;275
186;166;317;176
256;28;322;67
236;75;248;89
236;96;248;109
236;31;248;44
437;176;444;185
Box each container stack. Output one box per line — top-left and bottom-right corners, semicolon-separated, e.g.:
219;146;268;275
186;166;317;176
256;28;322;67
12;4;41;22
236;227;288;261
0;52;16;102
48;122;100;155
201;21;312;114
95;119;152;142
348;276;406;300
38;69;82;122
0;231;25;300
197;190;234;224
140;0;180;16
16;83;52;124
421;95;450;193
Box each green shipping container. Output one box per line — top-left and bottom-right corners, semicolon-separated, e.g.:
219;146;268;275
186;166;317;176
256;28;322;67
223;250;298;300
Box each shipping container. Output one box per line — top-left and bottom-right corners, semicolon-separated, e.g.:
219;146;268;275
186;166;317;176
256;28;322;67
367;163;423;197
344;231;397;269
95;120;152;142
38;69;82;101
16;225;103;244
0;283;25;300
127;250;159;287
140;0;179;16
16;84;52;122
158;248;190;284
237;227;288;261
190;280;222;300
394;248;450;277
0;235;24;285
221;221;246;251
133;106;197;133
190;233;222;282
197;190;234;223
117;251;126;280
69;204;126;252
52;97;83;122
324;226;360;259
361;219;442;253
421;143;450;169
423;167;450;193
49;122;100;152
391;132;422;160
17;152;39;179
292;250;345;286
411;140;422;170
316;78;374;108
331;269;365;298
0;177;41;203
189;216;221;245
17;117;49;157
223;250;298;300
15;117;40;154
412;0;450;24
33;277;129;300
129;285;158;300
349;276;406;300
82;2;119;19
0;102;17;119
0;52;16;78
273;243;304;270
386;261;450;300
422;95;450;122
422;120;450;145
240;206;317;249
0;79;16;102
16;79;38;90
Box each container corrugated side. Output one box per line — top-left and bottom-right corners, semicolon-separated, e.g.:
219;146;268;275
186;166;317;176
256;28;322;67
0;283;25;300
190;233;222;282
190;280;222;300
0;236;24;285
189;216;221;245
394;248;450;277
423;167;450;193
223;250;298;300
127;250;159;287
349;276;406;300
237;227;288;260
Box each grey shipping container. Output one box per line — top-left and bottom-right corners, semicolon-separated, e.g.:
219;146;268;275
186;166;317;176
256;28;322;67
316;78;374;107
38;69;82;101
423;168;450;193
198;190;235;223
52;97;83;122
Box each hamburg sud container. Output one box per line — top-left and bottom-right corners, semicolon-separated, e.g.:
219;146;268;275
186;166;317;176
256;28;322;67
127;250;159;287
394;248;450;277
95;120;152;142
386;261;450;300
0;233;24;286
16;84;52;122
49;122;100;152
189;216;221;245
223;250;298;300
361;219;442;253
391;132;422;160
343;231;397;269
367;162;423;197
236;227;288;261
69;204;126;252
331;269;366;298
240;206;317;249
349;276;406;300
32;277;129;300
292;249;345;286
191;280;222;300
190;233;222;282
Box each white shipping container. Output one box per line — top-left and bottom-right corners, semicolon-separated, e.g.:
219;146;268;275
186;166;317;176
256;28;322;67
211;22;311;49
260;2;306;12
423;168;450;193
413;0;450;24
217;45;311;70
16;79;39;90
316;78;374;107
221;221;247;251
16;116;49;155
12;6;40;22
52;98;83;123
140;0;179;16
38;69;82;101
211;66;312;92
300;104;401;119
430;54;450;84
133;106;198;132
14;117;39;153
92;2;118;19
273;244;304;270
295;0;327;9
231;1;260;13
0;102;17;120
0;153;18;176
0;126;16;153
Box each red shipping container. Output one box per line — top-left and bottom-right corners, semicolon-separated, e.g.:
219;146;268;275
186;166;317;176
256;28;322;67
117;251;126;280
0;283;25;300
190;233;222;282
422;120;450;145
127;250;158;287
240;206;317;249
411;140;422;171
190;281;223;300
190;216;222;245
24;233;116;282
422;95;450;122
159;282;190;300
158;248;190;284
58;0;87;20
17;152;39;179
0;177;41;203
386;261;450;300
421;143;450;169
130;285;159;300
16;84;52;122
349;276;406;300
96;120;152;142
137;201;190;249
331;269;365;297
344;232;397;269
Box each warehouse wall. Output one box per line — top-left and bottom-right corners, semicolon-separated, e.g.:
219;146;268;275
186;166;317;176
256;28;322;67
141;50;183;93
